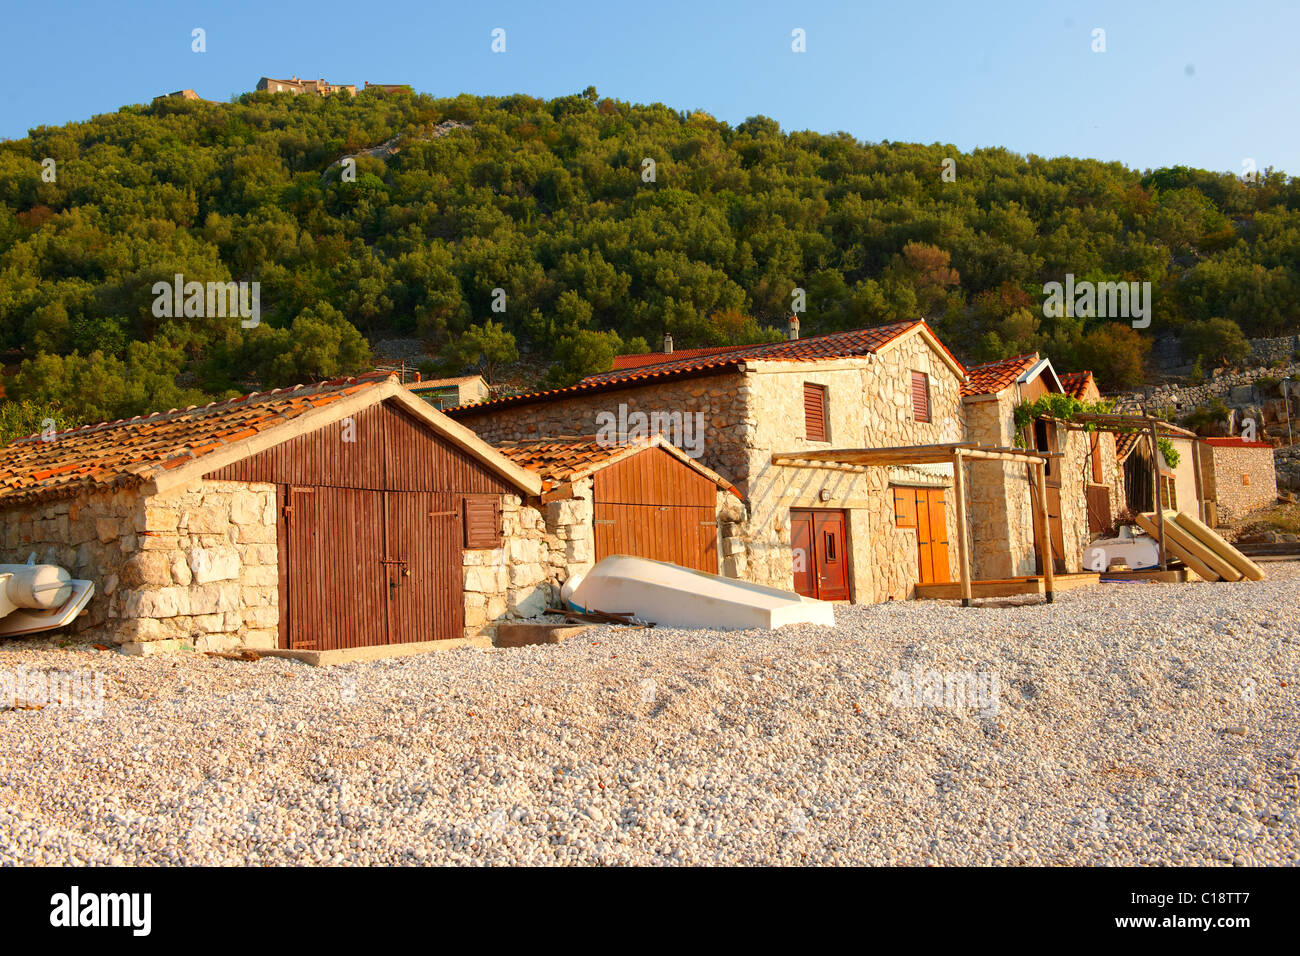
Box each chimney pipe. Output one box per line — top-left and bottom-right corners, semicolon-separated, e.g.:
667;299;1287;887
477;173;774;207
663;333;674;354
788;314;800;341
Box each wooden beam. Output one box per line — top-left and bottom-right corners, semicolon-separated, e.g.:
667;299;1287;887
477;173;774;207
1033;460;1055;603
952;450;972;606
1149;419;1167;571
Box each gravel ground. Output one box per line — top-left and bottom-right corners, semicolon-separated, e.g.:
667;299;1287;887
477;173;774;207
2;566;1298;866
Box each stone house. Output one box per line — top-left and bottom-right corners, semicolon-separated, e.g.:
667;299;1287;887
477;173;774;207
1198;437;1278;524
960;357;1127;577
0;374;554;654
256;76;357;96
407;375;490;410
447;319;975;603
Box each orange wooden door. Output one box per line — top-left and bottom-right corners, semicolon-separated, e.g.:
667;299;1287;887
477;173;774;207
914;489;950;585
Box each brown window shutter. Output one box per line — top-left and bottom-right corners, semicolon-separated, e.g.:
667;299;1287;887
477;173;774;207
911;371;930;423
1090;431;1103;483
463;496;502;549
803;383;827;441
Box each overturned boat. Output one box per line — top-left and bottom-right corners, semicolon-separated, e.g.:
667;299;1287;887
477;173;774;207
561;554;835;630
0;557;95;637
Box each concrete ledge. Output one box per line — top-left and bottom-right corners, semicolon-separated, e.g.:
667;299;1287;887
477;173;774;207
494;621;591;648
255;636;493;666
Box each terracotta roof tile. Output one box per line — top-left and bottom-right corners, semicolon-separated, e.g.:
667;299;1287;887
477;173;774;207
960;353;1039;396
0;373;391;507
1115;431;1141;461
1202;436;1273;448
448;320;960;415
610;345;744;371
1058;371;1095;400
493;437;633;490
494;434;740;498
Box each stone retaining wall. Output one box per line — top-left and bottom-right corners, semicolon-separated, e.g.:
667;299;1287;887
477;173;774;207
0;479;279;652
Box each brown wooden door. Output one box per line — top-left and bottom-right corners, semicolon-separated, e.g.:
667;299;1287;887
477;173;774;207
790;508;850;600
285;486;387;651
915;488;950;584
383;491;462;643
592;449;718;573
813;511;849;600
790;510;815;597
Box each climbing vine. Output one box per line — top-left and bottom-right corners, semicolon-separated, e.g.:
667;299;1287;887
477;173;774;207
1011;394;1181;468
1157;437;1181;469
1011;395;1114;446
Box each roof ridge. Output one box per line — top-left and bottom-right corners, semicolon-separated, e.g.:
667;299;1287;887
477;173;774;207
10;373;391;445
444;319;929;414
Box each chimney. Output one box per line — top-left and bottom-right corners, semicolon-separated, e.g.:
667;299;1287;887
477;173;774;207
663;333;674;354
414;371;421;383
788;314;800;341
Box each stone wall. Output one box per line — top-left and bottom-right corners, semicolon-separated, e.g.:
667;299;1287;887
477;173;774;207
1151;333;1300;373
0;480;279;652
1207;444;1278;522
962;392;1038;579
1114;363;1300;416
451;373;750;490
460;487;598;641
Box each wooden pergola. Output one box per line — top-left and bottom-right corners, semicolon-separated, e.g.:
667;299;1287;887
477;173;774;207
1058;413;1200;572
771;442;1062;605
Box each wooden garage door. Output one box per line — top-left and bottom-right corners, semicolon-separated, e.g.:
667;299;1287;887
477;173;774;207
592;449;718;573
283;486;462;650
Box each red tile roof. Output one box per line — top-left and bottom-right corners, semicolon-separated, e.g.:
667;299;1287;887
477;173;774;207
0;373;391;506
960;353;1039;396
448;320;961;415
494;437;634;489
1059;371;1096;400
494;435;740;497
1115;431;1141;461
1202;436;1273;448
610;345;743;371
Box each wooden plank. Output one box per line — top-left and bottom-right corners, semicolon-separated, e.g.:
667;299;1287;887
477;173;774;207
1100;567;1189;584
1134;512;1222;582
915;578;1045;600
951;455;972;606
1141;512;1239;581
1173;512;1266;582
1033;461;1055;602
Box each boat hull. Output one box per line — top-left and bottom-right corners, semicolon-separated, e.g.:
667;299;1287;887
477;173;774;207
561;555;835;630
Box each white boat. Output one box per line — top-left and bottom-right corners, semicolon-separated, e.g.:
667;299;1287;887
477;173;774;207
0;557;96;637
561;555;835;630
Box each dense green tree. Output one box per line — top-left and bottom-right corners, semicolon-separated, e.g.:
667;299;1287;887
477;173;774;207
0;87;1296;411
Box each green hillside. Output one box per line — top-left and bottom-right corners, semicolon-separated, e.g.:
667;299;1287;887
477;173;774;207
1;85;1297;428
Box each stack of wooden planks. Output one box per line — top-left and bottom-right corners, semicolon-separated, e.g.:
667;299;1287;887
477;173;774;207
1134;511;1266;582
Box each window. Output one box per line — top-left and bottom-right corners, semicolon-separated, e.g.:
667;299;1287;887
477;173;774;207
1159;475;1177;511
463;496;502;549
803;383;828;442
1034;418;1060;485
910;371;931;423
1090;431;1103;484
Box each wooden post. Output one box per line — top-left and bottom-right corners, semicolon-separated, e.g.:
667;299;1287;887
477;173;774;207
952;450;972;607
1190;437;1205;523
1034;460;1056;603
1149;418;1167;570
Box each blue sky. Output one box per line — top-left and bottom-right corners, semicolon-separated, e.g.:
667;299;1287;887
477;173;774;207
4;0;1296;174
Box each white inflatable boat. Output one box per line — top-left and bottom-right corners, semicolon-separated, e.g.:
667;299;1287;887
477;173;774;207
561;555;835;630
0;557;95;637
